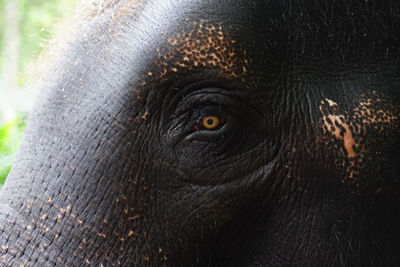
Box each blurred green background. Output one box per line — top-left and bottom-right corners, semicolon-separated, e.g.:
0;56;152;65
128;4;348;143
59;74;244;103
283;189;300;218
0;0;78;187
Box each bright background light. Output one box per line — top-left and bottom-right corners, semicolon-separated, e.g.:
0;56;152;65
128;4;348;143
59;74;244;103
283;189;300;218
0;0;78;186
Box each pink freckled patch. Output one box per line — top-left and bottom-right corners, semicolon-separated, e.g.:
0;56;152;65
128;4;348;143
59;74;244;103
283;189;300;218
324;114;356;158
150;21;249;83
320;98;359;159
318;92;399;184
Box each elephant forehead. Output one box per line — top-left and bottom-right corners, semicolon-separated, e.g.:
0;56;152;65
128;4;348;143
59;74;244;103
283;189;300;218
145;20;249;85
157;19;248;79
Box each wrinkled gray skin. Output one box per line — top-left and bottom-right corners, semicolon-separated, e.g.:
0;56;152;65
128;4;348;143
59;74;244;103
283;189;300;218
1;0;400;266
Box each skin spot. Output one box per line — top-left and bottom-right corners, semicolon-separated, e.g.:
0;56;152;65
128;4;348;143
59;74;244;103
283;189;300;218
58;204;71;213
97;233;107;238
127;215;139;221
54;214;62;222
326;98;338;107
141;111;149;120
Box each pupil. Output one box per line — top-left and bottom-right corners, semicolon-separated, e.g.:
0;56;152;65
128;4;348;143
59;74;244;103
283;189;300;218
207;119;214;125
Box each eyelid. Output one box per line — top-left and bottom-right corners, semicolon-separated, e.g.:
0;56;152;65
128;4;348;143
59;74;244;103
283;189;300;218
174;90;230;116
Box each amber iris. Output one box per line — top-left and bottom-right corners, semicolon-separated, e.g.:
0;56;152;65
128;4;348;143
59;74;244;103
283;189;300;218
202;116;220;130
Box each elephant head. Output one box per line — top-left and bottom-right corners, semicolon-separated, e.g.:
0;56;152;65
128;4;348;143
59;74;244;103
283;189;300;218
1;0;399;266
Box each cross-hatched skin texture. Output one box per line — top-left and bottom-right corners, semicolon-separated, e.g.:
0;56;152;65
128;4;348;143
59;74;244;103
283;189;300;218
1;0;400;266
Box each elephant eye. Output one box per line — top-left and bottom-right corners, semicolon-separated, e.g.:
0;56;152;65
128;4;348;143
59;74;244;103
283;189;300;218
202;116;220;129
191;115;227;132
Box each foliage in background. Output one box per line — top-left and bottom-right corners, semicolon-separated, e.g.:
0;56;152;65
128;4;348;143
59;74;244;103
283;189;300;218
0;0;78;186
0;117;26;187
0;0;78;84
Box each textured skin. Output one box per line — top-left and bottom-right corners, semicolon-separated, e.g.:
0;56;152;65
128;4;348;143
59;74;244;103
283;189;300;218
1;0;400;266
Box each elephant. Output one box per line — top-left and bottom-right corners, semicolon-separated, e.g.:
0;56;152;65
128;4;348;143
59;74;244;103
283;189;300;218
1;0;399;266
